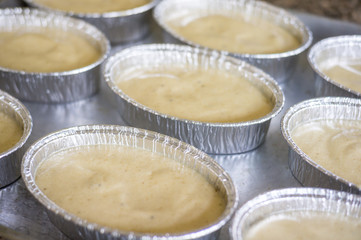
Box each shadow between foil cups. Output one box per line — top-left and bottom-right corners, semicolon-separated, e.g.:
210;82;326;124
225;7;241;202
153;0;312;83
21;125;238;240
0;8;110;103
104;44;284;154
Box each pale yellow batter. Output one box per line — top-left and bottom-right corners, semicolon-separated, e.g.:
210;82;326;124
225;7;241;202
0;27;101;73
34;0;151;13
292;119;361;186
245;213;361;240
35;145;226;234
0;112;23;154
117;68;274;123
168;14;300;54
321;60;361;93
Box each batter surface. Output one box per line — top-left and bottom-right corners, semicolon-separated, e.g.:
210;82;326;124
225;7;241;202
245;213;361;240
117;68;274;123
36;145;226;234
321;60;361;93
168;14;300;54
0;112;22;154
34;0;151;13
0;27;101;73
291;119;361;186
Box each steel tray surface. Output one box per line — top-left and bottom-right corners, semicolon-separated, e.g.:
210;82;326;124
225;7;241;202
1;2;361;239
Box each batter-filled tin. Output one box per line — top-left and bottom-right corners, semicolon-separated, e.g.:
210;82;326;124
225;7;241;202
22;125;238;240
0;8;110;103
153;0;312;83
104;44;284;154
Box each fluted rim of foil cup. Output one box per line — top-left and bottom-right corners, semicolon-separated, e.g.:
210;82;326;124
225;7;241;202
308;35;361;98
0;90;32;159
230;187;361;240
104;44;284;153
0;8;110;76
24;0;158;18
21;125;238;239
153;0;312;60
281;97;361;191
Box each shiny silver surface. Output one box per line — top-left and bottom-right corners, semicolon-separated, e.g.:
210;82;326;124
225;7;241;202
24;0;158;43
104;44;284;154
22;125;238;240
281;97;361;194
0;8;361;240
0;90;32;188
231;188;361;240
153;0;312;83
308;35;361;98
0;8;110;103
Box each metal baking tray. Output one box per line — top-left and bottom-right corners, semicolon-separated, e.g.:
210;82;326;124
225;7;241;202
1;1;361;239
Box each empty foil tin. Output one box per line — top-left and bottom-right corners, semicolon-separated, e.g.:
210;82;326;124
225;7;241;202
308;35;361;98
0;8;110;103
281;97;361;194
153;0;312;83
231;188;361;239
21;125;238;240
104;44;284;154
0;90;32;188
24;0;158;43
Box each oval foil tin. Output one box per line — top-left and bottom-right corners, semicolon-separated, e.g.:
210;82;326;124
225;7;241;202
153;0;312;83
21;125;238;240
281;97;361;194
231;188;361;240
104;44;284;154
24;0;158;43
308;35;361;98
0;90;32;188
0;8;110;103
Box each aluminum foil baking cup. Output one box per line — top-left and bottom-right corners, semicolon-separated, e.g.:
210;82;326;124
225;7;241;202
308;35;361;98
104;44;284;154
153;0;312;83
0;8;110;103
281;97;361;194
231;188;361;239
21;125;238;240
0;90;32;188
24;0;158;43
